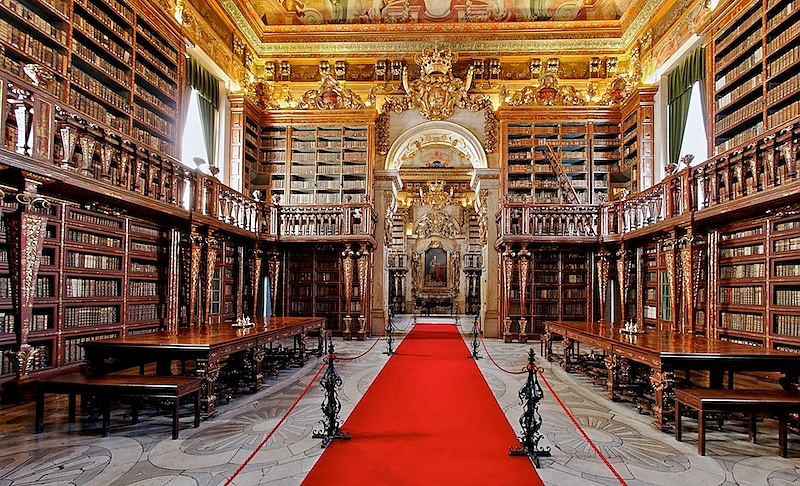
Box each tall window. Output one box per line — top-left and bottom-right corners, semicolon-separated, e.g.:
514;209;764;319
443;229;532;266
182;89;210;173
667;47;706;169
184;56;220;174
677;81;708;166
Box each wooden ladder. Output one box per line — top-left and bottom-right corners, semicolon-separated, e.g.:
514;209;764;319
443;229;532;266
543;141;581;204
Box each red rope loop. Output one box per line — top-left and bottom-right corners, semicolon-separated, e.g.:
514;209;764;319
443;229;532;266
477;331;527;375
337;320;387;361
224;360;327;486
534;365;629;486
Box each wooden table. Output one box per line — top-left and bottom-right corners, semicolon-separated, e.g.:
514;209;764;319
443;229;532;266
544;320;800;429
83;317;325;416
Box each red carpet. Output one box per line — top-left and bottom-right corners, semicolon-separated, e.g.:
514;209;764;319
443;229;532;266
302;324;544;485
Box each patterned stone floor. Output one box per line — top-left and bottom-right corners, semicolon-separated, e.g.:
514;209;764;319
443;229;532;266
1;316;799;485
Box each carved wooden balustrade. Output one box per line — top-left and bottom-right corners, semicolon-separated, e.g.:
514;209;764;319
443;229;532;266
1;73;373;241
497;203;602;243
276;204;376;239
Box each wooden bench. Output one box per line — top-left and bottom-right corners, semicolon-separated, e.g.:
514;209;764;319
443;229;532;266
35;374;202;439
674;388;800;457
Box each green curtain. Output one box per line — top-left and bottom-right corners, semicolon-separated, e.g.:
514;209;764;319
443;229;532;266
667;46;705;167
186;56;219;169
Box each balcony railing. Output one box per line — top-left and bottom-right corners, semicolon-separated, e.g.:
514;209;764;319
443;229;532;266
496;120;800;241
1;72;374;241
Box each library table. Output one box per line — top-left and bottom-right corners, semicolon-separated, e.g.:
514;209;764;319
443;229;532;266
82;317;325;416
543;320;800;430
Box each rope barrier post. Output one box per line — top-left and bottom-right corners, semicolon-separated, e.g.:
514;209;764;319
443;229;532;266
383;313;395;356
312;342;351;448
510;348;551;467
468;314;481;360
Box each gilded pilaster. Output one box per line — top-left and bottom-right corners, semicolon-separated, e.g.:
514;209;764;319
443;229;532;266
357;244;370;339
662;234;677;331
616;248;630;324
517;249;530;339
266;251;281;317
596;250;611;322
4;182;48;383
341;245;356;339
204;235;219;326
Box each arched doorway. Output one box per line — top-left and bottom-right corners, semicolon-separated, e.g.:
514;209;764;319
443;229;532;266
383;121;487;315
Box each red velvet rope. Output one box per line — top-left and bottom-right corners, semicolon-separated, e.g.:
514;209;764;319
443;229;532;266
478;331;527;375
534;364;629;486
476;332;628;485
337;320;387;361
224;360;326;485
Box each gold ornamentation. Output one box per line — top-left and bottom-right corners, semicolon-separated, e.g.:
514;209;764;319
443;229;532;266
415;211;460;239
400;47;490;121
598;73;635;105
357;246;370;319
419;180;453;210
247;79;280;109
267;253;280;315
484;109;498;154
22;63;53;88
5;346;39;380
506;71;586;107
297;74;366;110
342;246;355;315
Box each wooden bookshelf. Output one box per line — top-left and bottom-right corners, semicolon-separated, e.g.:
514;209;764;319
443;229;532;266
283;245;348;334
0;0;182;160
641;244;660;328
0;198;174;378
499;107;633;204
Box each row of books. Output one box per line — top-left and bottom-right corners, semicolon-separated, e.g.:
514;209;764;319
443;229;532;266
66;278;120;298
130;281;163;297
63;332;117;363
129;303;166;322
775;314;800;336
1;20;67;73
775;288;800;306
720;263;765;279
719;286;763;305
67;251;122;270
64;305;119;327
719;244;763;258
774;236;800;252
720;311;764;333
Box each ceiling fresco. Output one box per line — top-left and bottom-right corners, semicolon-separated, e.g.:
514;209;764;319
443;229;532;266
251;0;634;25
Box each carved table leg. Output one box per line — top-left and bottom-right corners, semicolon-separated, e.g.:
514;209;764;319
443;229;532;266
544;331;553;362
251;346;266;393
604;354;618;401
195;359;220;417
650;369;674;431
560;338;575;371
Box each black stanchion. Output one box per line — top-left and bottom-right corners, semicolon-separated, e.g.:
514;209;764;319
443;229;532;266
383;313;395;356
468;314;482;360
312;342;351;448
509;348;551;467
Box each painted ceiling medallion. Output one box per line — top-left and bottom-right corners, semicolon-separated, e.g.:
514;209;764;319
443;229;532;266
401;47;488;120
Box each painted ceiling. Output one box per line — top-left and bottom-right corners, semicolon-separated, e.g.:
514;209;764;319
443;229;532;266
251;0;634;25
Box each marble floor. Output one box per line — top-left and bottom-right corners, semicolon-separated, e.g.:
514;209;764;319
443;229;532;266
1;315;799;485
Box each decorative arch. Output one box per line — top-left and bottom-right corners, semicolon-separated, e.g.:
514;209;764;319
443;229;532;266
384;121;488;171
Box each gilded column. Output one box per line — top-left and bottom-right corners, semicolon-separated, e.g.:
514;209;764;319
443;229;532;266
678;234;694;334
517;249;530;342
502;249;515;342
250;246;263;319
616;248;629;324
357;244;370;340
266;251;281;318
204;235;219;327
341;245;355;340
3;180;49;399
188;229;203;326
596;250;611;322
